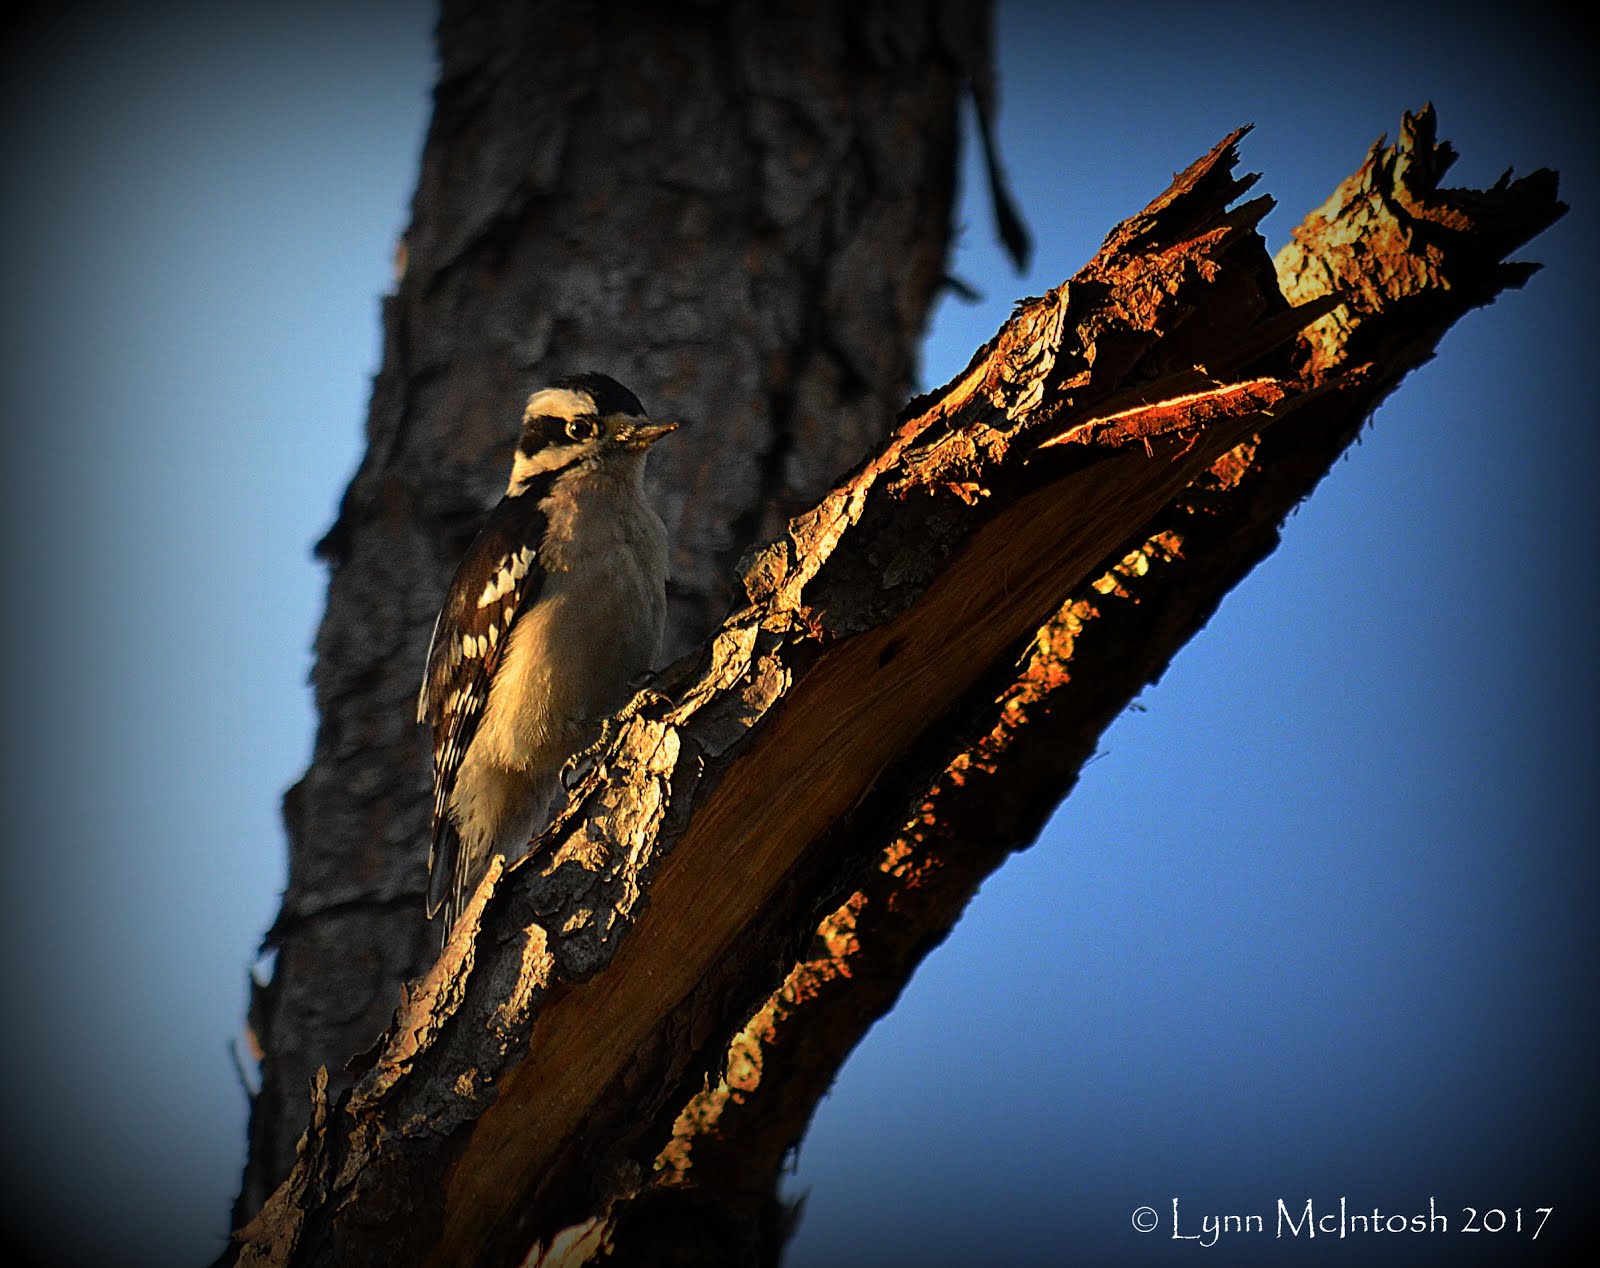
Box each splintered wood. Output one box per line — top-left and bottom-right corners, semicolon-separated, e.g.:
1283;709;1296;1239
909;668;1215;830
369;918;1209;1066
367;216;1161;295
233;110;1563;1268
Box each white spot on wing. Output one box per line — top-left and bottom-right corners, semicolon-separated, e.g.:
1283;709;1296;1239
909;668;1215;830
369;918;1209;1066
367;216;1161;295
475;547;536;607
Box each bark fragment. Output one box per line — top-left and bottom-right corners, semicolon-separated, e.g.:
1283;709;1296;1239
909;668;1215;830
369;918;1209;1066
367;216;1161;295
613;106;1567;1263
230;110;1562;1268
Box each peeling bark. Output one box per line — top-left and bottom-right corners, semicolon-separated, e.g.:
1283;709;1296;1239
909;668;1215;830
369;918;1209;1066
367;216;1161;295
630;107;1569;1263
228;109;1563;1268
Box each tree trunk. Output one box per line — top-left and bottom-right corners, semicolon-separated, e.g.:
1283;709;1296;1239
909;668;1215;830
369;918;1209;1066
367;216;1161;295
237;0;995;1235
228;71;1563;1264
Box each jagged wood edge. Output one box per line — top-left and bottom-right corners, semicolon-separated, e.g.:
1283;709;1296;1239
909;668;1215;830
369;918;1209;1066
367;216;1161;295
526;103;1568;1261
232;110;1564;1268
601;105;1568;1261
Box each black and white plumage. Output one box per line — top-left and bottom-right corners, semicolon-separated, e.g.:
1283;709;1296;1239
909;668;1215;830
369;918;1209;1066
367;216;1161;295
419;373;674;938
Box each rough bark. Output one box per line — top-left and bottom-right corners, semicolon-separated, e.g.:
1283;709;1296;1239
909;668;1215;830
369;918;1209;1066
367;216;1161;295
238;0;990;1227
630;108;1572;1260
228;108;1563;1268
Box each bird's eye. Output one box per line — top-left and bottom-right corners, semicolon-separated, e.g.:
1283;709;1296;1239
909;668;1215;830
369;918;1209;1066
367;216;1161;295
566;416;599;441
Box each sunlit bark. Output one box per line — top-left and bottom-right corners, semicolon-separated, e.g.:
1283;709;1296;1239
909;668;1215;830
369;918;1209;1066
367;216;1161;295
229;96;1562;1268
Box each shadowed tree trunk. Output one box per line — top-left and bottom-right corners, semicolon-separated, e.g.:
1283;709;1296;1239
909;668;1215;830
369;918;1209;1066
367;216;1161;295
229;4;1564;1266
238;0;1010;1234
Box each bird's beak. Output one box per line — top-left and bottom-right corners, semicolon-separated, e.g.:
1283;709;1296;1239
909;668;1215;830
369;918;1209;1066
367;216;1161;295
621;420;679;450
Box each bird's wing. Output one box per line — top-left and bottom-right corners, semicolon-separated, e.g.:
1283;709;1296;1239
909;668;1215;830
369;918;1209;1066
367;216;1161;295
418;491;550;920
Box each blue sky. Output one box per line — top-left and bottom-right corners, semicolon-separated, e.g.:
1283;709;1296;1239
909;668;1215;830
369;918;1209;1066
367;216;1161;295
1;3;1593;1265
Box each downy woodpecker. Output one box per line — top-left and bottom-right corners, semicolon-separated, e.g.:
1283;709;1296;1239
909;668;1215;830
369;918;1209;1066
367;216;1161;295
418;373;674;938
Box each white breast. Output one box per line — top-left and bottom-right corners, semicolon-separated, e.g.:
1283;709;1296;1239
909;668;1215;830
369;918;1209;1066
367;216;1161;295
470;460;668;777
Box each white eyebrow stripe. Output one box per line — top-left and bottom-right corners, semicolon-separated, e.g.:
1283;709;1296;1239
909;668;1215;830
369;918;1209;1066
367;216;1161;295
523;387;594;421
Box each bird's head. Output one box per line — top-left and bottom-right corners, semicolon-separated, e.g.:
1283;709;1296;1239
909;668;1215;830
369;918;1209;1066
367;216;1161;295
507;372;676;494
